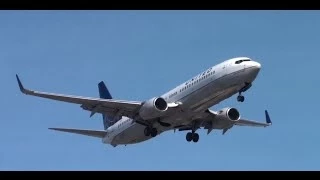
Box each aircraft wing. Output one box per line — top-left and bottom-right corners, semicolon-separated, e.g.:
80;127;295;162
49;128;107;138
15;75;142;119
234;110;272;127
175;110;272;134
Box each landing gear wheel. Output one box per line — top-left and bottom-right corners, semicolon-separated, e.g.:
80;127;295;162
144;127;158;137
237;95;245;102
186;132;199;142
150;128;158;137
186;132;193;142
144;127;151;136
192;133;199;142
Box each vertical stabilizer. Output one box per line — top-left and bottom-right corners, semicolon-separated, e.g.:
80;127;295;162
98;81;115;130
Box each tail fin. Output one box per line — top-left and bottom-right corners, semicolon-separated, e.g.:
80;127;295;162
98;81;115;130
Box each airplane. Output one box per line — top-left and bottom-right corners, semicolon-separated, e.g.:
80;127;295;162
15;56;272;147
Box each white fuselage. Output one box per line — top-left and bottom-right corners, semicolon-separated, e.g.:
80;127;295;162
102;57;261;146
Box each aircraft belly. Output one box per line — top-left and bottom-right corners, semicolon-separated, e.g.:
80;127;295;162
192;85;241;112
173;69;246;111
112;124;151;145
179;82;218;108
187;76;241;111
160;70;247;128
161;112;193;126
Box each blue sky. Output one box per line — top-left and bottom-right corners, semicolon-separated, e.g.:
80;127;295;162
1;10;319;170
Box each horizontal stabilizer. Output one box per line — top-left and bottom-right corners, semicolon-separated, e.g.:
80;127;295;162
49;128;107;138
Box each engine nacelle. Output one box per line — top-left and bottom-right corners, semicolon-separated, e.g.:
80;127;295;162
139;97;168;120
216;107;241;122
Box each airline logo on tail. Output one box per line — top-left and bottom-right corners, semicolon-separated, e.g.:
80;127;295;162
98;81;116;129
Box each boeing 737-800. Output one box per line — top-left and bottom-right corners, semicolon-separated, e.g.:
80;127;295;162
16;56;272;147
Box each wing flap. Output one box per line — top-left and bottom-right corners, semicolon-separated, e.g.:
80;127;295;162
235;119;270;127
49;128;107;138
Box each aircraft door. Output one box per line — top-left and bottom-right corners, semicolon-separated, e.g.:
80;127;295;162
221;63;227;76
224;62;232;75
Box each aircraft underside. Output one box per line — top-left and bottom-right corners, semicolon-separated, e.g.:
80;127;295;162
113;81;254;145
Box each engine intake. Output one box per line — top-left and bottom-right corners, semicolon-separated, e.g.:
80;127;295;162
154;97;167;111
139;97;168;120
217;107;241;122
227;108;240;121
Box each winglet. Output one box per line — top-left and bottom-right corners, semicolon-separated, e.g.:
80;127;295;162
265;110;272;125
16;74;25;93
16;74;31;94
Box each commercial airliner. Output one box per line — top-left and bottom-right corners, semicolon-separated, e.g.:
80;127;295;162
16;56;272;147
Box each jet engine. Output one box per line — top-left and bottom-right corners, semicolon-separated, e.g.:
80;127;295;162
215;107;241;122
139;97;168;120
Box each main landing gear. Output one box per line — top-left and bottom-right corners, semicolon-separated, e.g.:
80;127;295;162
186;131;199;143
144;126;158;137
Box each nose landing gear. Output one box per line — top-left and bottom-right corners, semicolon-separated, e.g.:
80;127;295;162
237;82;252;102
237;93;245;102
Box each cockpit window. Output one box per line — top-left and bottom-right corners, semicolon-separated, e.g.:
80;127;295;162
235;59;251;64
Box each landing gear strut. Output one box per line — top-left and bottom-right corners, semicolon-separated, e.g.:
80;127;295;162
237;82;252;102
144;127;158;137
186;132;199;143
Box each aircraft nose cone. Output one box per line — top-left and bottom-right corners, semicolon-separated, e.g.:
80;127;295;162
246;61;261;82
253;61;261;69
255;62;261;69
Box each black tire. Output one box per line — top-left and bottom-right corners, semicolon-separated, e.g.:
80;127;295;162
150;128;157;137
186;132;192;142
237;95;245;102
144;127;151;136
192;133;199;142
